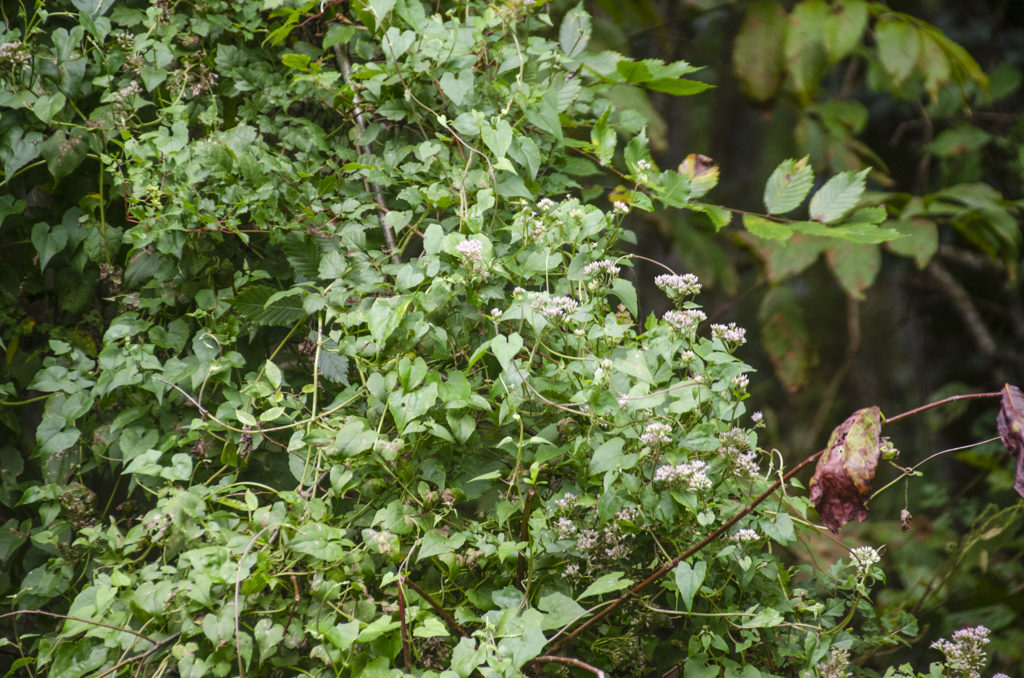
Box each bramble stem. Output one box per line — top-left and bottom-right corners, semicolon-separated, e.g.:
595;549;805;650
883;391;1001;424
544;447;825;656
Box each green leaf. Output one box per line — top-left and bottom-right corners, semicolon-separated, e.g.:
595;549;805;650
2;128;43;178
491;332;523;372
673;559;707;611
876;19;921;85
281;53;311;71
323;24;355;49
481;118;513;159
885;218;938;268
232;284;307;326
589;437;625;475
783;0;829;103
732;1;788;102
926;126;992;157
610;278;637;316
439;69;473;107
743;215;793;242
644;78;712;96
578;571;632;599
559;3;591;58
39;131;88;182
826;242;880;299
741;606;785;628
822;0;868;62
758;286;815;392
808;168;869;223
31;222;69;271
763;156;814;215
31;92;66;124
417;529;466;561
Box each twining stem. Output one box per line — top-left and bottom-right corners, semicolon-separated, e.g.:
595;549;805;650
543;447;825;656
403;576;467;637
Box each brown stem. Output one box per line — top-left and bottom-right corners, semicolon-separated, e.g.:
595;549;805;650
546;448;825;655
403;577;468;637
883;391;1002;425
530;654;606;677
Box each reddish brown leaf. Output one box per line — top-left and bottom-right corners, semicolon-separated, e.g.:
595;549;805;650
809;406;883;533
995;384;1024;499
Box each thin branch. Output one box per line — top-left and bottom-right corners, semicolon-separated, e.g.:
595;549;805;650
883;390;1002;424
546;448;825;655
927;259;998;358
0;609;158;644
531;655;606;677
403;577;468;637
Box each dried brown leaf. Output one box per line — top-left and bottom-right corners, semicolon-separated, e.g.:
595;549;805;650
809;406;883;533
995;383;1024;499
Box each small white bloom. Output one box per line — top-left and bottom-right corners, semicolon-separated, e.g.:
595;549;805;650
654;273;701;298
490;307;503;318
537;197;555;211
663;309;706;333
849;545;880;573
613;201;630;215
711;322;746;345
732;529;759;542
640;422;672;445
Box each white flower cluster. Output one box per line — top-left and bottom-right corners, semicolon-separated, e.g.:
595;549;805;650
554;492;577;511
731;374;749;391
0;42;30;73
654;460;712;492
711;322;746;345
849;545;881;573
663;309;706;333
640;422;672;446
930;626;991;678
731;529;760;542
455;238;483;262
655;273;701;298
734;451;760;478
535;295;579;319
613;201;630;215
583;259;620;278
537;197;555;211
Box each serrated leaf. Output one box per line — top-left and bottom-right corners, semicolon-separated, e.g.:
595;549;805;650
283;234;322;278
559;3;591;58
764;157;814;215
732;0;788;102
232;284;308;327
744;214;794;242
808;168;869;223
808;406;883;532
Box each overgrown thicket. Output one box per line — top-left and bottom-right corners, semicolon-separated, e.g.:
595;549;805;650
0;1;1021;676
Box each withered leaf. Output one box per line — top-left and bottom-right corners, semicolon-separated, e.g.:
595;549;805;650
809;406;883;533
995;383;1024;499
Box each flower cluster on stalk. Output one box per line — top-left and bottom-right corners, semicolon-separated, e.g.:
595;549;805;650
930;626;993;678
654;460;712;492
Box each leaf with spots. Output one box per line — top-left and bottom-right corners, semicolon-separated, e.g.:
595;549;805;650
809;406;883;532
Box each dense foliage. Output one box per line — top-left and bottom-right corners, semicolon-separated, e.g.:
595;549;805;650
1;0;1021;676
